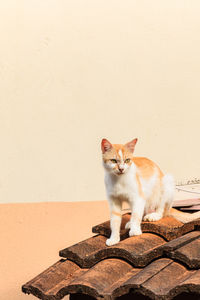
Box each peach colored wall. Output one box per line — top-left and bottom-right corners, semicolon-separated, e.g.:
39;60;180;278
0;0;200;203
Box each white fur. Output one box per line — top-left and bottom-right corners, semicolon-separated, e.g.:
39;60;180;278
143;174;174;222
105;164;137;200
118;149;123;160
140;171;158;199
103;161;175;246
162;174;175;207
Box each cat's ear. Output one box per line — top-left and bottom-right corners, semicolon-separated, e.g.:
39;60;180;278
101;139;112;153
125;138;138;153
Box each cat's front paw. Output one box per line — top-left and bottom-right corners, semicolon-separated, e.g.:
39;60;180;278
129;226;142;236
143;212;162;222
106;237;120;246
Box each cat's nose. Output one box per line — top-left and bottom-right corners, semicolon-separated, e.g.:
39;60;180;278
119;168;124;173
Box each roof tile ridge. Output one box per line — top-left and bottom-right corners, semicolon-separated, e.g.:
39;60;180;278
22;259;81;299
92;213;200;242
111;257;200;299
161;231;200;269
60;233;166;268
162;231;200;252
66;258;133;299
111;258;173;299
167;250;200;270
47;268;87;297
139;260;197;300
22;259;67;288
103;267;141;296
162;268;199;300
142;259;174;285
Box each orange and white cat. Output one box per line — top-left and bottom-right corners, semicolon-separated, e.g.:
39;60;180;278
101;138;200;246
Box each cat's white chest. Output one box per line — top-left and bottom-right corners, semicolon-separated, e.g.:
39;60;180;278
105;169;137;200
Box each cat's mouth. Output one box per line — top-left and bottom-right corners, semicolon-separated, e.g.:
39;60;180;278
117;171;124;175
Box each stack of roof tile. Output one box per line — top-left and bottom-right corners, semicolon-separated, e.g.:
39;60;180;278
22;209;200;300
173;198;200;212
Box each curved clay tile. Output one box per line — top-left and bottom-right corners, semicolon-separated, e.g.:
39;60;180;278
59;233;165;268
92;213;200;241
22;257;200;300
22;209;200;300
22;259;83;299
162;231;200;269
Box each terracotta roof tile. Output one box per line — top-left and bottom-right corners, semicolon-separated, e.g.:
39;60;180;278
137;259;198;300
59;233;165;268
173;198;200;212
172;198;200;208
22;259;84;299
162;231;200;268
59;230;200;271
92;213;200;241
67;258;133;298
22;206;200;300
112;259;189;299
22;257;200;300
178;205;200;211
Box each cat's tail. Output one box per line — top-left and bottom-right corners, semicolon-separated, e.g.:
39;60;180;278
169;207;200;223
162;174;200;223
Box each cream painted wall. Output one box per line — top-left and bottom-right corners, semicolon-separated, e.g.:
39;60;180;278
0;0;200;203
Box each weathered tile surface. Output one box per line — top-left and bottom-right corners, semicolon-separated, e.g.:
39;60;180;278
112;258;200;300
22;259;84;299
22;206;200;300
170;237;200;269
67;258;133;298
141;260;196;300
60;233;165;267
92;213;200;241
22;257;200;300
162;231;200;269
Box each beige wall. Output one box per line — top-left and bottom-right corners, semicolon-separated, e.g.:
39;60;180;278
0;0;200;203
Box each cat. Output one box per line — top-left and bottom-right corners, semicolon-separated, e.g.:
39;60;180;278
101;138;200;246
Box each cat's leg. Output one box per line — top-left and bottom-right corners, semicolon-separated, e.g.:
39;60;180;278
128;196;145;236
106;197;122;246
143;208;164;222
143;191;163;222
143;174;174;222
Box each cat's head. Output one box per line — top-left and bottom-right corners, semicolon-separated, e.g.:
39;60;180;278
101;138;137;175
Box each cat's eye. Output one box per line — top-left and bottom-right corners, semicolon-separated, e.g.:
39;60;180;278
110;159;117;163
125;158;131;163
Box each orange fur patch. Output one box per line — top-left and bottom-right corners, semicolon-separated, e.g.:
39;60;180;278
103;144;133;162
135;173;144;198
133;157;163;179
102;142;163;182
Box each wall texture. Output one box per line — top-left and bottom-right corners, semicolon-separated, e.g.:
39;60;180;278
0;0;200;203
